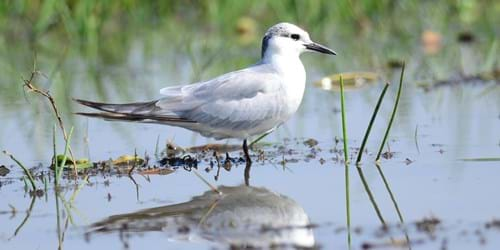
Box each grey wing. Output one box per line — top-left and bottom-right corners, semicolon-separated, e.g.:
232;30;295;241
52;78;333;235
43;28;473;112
156;65;285;137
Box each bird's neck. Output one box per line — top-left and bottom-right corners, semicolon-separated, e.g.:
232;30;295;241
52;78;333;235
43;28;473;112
261;52;306;117
261;52;305;78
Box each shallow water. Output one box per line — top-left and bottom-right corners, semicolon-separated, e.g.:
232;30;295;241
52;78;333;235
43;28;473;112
1;4;500;249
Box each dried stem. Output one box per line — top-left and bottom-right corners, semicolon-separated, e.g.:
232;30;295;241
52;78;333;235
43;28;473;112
22;68;78;176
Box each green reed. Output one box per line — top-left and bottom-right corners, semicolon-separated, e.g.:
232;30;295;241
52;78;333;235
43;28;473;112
2;151;37;191
339;75;349;162
339;74;351;248
376;63;405;162
356;83;390;165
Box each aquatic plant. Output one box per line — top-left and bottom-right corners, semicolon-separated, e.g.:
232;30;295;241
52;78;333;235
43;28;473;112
356;83;390;165
2;151;37;191
339;75;349;163
339;74;352;248
376;63;405;162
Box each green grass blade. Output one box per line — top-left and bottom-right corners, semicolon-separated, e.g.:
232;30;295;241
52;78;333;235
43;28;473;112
249;130;273;148
13;195;36;236
375;164;412;248
356;83;390;165
376;63;405;162
345;163;351;248
53;124;58;184
339;75;349;163
154;134;160;160
414;125;420;154
2;151;37;191
340;74;351;248
460;157;500;162
23;176;28;191
56;126;74;183
375;164;405;222
357;167;386;224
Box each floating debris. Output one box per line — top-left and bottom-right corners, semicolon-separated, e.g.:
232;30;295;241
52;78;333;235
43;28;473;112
315;72;378;91
112;155;145;166
165;140;185;157
138;167;175;176
361;238;416;250
186;143;242;154
485;219;500;230
159;155;198;169
404;158;414;165
418;69;500;91
415;217;441;234
0;165;9;176
303;138;319;147
51;155;92;170
381;151;394;160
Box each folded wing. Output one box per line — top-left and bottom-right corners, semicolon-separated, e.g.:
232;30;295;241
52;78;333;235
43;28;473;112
157;64;285;134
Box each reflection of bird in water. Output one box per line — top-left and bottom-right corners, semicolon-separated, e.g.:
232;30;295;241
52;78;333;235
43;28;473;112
90;185;315;248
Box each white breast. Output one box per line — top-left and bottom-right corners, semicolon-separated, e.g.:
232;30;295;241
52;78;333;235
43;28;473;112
268;54;306;120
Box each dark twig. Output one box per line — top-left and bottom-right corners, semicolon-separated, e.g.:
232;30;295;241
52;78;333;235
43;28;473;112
128;149;138;176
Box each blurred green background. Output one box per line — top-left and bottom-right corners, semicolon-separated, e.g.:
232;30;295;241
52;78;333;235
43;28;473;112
0;0;498;132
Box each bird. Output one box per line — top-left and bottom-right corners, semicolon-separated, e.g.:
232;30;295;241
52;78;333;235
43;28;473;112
75;22;336;164
89;185;315;248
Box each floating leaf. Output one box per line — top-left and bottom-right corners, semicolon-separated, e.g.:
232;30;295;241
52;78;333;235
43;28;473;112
112;155;144;166
315;72;378;91
52;155;92;170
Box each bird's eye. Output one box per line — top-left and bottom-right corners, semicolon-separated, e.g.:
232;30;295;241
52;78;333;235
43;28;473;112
290;34;300;41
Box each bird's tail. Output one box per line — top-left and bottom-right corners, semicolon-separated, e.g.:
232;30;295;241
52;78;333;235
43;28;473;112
74;99;160;114
74;99;194;123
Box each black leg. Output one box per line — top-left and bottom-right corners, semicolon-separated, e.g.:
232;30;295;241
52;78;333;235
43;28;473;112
242;139;252;164
243;139;252;186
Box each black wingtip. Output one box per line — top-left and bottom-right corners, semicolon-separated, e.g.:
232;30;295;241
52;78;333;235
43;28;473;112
75;112;143;121
73;98;116;113
74;98;100;107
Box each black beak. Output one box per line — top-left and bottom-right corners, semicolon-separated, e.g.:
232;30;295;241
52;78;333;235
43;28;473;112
305;42;336;55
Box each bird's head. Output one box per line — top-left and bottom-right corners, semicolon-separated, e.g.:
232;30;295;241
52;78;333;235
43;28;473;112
261;22;336;59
